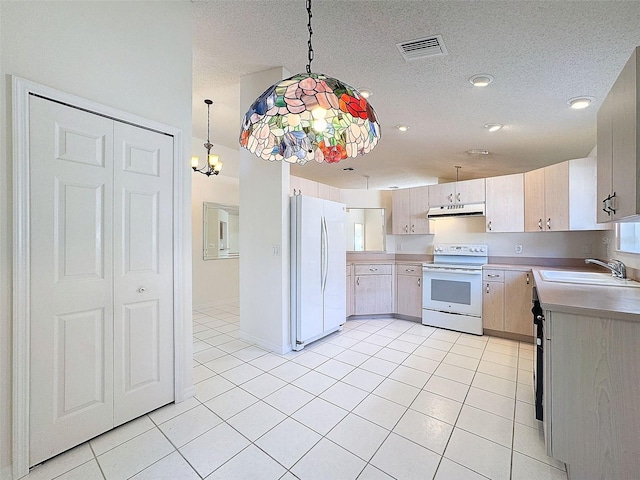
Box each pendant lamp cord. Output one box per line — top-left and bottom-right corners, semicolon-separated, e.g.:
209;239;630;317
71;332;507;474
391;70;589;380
306;0;314;74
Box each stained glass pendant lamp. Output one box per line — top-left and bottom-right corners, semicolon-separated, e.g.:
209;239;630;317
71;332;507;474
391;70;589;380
192;99;223;176
239;0;381;165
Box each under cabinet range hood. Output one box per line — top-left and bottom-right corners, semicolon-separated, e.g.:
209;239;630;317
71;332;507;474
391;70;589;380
427;203;485;218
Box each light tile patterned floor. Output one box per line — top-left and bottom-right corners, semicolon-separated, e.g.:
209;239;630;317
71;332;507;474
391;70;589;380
25;302;568;480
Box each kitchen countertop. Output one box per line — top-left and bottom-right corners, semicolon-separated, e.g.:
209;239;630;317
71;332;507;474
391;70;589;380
532;268;640;323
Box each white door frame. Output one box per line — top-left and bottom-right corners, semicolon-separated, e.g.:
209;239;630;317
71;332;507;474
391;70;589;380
11;76;189;478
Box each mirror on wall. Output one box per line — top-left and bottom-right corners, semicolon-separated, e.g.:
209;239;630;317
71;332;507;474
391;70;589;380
346;208;386;252
203;203;239;260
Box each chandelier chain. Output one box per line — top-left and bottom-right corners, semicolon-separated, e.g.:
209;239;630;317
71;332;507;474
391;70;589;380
206;101;211;144
306;0;313;74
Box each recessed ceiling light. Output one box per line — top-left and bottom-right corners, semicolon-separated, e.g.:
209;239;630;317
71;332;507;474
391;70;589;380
467;149;490;155
567;96;594;109
396;125;410;132
484;123;503;132
469;74;494;87
359;89;372;99
389;186;399;189
342;167;356;171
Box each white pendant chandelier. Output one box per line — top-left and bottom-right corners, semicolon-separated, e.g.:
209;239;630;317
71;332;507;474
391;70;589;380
239;0;381;165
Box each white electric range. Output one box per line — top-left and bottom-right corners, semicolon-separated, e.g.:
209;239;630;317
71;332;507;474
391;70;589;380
422;243;488;335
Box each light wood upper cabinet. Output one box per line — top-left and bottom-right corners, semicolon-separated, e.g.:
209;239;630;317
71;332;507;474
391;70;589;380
525;158;605;232
524;163;569;232
524;167;546;231
543;161;570;231
429;178;485;206
391;188;411;234
391;186;433;234
485;173;524;233
597;47;640;222
456;178;486;204
597;88;614;224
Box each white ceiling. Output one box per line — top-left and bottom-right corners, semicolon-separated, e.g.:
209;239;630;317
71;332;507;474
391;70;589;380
193;0;640;189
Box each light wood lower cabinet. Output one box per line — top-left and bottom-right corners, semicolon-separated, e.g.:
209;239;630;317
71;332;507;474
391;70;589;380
483;268;533;338
504;270;534;336
346;265;353;317
396;263;422;318
545;309;640;479
482;269;505;331
353;263;393;315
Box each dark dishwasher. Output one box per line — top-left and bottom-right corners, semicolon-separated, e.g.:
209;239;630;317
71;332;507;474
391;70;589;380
532;286;544;421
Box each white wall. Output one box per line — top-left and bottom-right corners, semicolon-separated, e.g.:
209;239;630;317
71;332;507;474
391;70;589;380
0;2;192;477
394;216;609;259
239;67;292;354
191;139;240;308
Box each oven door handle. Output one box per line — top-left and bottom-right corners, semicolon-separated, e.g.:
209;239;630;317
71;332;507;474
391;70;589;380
422;267;482;275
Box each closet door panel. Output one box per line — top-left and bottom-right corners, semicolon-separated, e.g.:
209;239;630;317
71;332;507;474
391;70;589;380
112;122;174;425
29;95;115;465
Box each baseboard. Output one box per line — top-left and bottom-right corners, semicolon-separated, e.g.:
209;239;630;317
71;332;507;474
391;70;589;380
346;313;421;323
180;385;196;402
483;329;534;344
1;465;13;480
193;297;239;311
238;331;290;355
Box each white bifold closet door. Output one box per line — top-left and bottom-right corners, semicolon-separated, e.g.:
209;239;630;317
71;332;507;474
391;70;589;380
28;95;174;466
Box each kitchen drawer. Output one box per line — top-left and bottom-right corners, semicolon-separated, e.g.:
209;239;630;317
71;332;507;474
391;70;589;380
354;264;392;275
396;264;422;277
483;269;505;282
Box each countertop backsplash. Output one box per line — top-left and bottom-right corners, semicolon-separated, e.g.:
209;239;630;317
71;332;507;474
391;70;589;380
388;216;609;260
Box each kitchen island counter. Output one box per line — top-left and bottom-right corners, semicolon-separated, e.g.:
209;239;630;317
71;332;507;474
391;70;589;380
532;267;640;323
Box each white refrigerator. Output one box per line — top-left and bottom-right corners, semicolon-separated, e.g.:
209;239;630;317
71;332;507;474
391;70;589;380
290;195;346;351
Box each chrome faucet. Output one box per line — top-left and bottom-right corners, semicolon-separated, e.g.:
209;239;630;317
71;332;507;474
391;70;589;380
585;258;627;279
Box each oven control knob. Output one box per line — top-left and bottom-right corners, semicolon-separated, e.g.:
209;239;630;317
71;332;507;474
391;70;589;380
480;247;486;252
471;247;477;252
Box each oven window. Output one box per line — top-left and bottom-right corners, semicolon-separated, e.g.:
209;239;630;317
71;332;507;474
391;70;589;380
431;279;471;305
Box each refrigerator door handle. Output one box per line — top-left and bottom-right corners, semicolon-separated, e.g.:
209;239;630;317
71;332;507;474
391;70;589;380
321;216;328;292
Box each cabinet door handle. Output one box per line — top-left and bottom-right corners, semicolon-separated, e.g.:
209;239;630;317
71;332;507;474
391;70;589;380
538;219;542;230
411;224;415;233
417;278;421;287
547;218;551;230
457;192;461;202
488;221;492;231
405;268;414;272
356;277;359;286
487;274;500;278
404;225;408;233
448;193;453;203
486;283;490;294
369;268;378;272
526;273;530;285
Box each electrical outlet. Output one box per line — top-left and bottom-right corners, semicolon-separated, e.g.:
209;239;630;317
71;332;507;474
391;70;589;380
272;244;280;256
515;244;523;254
397;243;403;252
583;244;592;254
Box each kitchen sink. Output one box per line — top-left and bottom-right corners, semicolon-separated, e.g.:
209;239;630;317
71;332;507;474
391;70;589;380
539;270;640;287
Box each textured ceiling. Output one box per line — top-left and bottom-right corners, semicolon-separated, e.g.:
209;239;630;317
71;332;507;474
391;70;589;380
193;0;640;189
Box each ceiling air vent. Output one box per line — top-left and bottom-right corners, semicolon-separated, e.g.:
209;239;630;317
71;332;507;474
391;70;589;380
396;35;448;61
